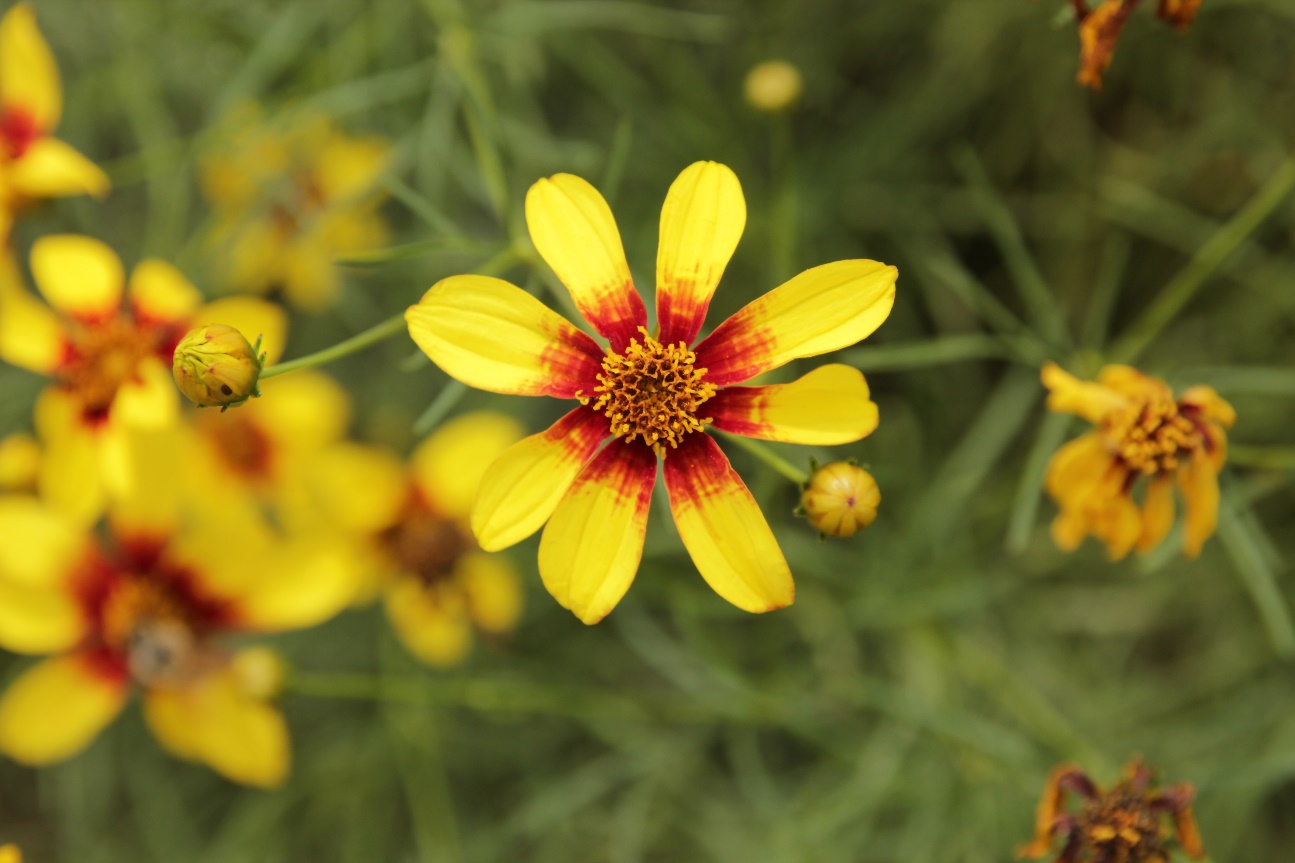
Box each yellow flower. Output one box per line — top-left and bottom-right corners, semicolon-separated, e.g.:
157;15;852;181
201;106;391;312
407;162;896;624
744;60;803;113
0;845;19;863
1042;362;1234;559
172;324;264;409
308;412;526;666
0;3;110;240
0;236;285;524
0;430;354;786
0;433;39;493
799;461;880;539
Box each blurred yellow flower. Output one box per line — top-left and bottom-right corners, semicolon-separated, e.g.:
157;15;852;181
0;3;109;240
1042;362;1234;559
744;60;803;113
309;412;525;667
0;235;285;524
0;844;19;863
407;161;896;623
201;106;391;312
0;430;354;786
0;433;39;493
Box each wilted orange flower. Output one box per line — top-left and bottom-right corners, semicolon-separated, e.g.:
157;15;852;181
408;161;895;623
1156;0;1202;30
1071;0;1204;89
0;236;284;523
1019;758;1204;863
0;3;109;240
1042;363;1233;559
201;106;390;311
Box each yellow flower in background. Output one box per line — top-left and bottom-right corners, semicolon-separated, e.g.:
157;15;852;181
0;3;109;240
0;429;354;786
201;106;391;312
744;59;803;113
0;236;285;524
309;412;525;667
408;161;896;624
1042;363;1234;560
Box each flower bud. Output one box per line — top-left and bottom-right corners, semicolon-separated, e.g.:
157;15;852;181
232;646;286;702
172;324;264;409
744;60;803;113
797;461;880;539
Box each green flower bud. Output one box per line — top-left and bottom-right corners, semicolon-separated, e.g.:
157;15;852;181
172;324;264;409
797;460;880;539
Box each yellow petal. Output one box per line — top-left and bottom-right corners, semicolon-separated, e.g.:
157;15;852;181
1180;385;1236;429
0;282;68;373
538;443;656;624
30;235;123;321
0;654;128;765
279;235;339;313
471;407;609;551
0;3;60;130
234;539;357;631
458;551;523;634
384;577;472;668
9;137;110;199
1042;362;1129;424
1097;364;1171;402
708;363;878;444
309;443;407;534
0;496;83;586
663;434;793;613
407;275;606;398
312;134;389;201
0;579;85;654
0;433;39;492
656;161;746;345
1045;432;1114;505
695;260;897;386
110;356;178;430
34;400;106;527
143;666;290;788
525;173;647;348
0;843;20;863
105;425;185;538
128;259;202;326
251;370;350;449
1137;475;1175;554
190;296;288;365
411;411;525;521
1179;451;1220;559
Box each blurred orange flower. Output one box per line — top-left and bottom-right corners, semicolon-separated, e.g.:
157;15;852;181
1042;363;1233;559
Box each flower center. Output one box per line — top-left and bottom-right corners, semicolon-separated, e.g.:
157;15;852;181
1077;792;1163;861
579;327;717;456
100;576;199;685
60;317;161;420
1103;394;1202;475
381;506;472;587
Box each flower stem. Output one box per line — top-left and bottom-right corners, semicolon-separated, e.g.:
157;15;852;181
714;430;809;485
260;313;407;379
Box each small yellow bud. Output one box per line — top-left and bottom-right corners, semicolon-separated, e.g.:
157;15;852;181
0;434;40;492
0;844;22;863
172;324;264;409
231;646;286;702
798;461;880;539
744;59;803;113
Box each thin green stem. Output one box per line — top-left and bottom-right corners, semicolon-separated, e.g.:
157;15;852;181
714;430;809;485
260;313;406;379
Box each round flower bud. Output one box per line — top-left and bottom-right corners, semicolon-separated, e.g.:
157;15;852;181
172;324;264;409
232;646;286;702
744;59;803;113
798;461;880;539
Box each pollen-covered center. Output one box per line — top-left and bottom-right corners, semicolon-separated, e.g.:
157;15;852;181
60;317;161;418
100;575;201;685
579;327;717;457
1077;792;1163;861
1103;394;1203;476
380;504;472;588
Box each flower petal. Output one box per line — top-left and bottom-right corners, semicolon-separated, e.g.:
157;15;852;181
308;443;408;534
1042;362;1130;424
190;296;288;366
0;496;83;586
538;442;656;625
525;173;647;349
695;260;897;386
30;235;123;322
471;406;609;551
0;262;69;374
143;667;290;788
129;260;202;328
411;411;524;521
656;161;746;346
1180;385;1236;429
0;654;128;765
0;3;60;130
458;551;523;634
1179;450;1220;559
0;580;85;654
10;137;110;199
1137;475;1176;554
708;363;878;444
384;577;473;668
663;434;793;613
407;275;605;398
110;357;178;430
233;539;357;631
34;393;106;527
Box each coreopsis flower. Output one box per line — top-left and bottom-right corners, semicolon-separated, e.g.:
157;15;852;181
172;324;264;409
1019;758;1204;863
1042;363;1233;560
0;3;109;240
0;433;353;786
0;235;284;524
201;106;390;312
743;60;803;113
407;161;896;624
798;460;880;539
308;412;525;666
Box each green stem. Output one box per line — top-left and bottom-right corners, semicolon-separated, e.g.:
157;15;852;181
1110;157;1295;363
259;313;406;379
714;430;809;485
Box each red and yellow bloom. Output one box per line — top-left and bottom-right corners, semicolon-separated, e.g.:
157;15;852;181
407;162;896;624
0;3;109;239
1042;363;1234;560
0;235;284;523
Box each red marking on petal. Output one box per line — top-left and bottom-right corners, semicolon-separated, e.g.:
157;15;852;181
657;275;707;347
595;281;649;353
705;385;772;439
0;106;41;159
538;329;607;399
80;646;132;686
693;317;778;386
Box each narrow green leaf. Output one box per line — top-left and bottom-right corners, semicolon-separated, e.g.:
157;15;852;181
840;334;1008;372
1218;485;1295;659
1006;412;1072;554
